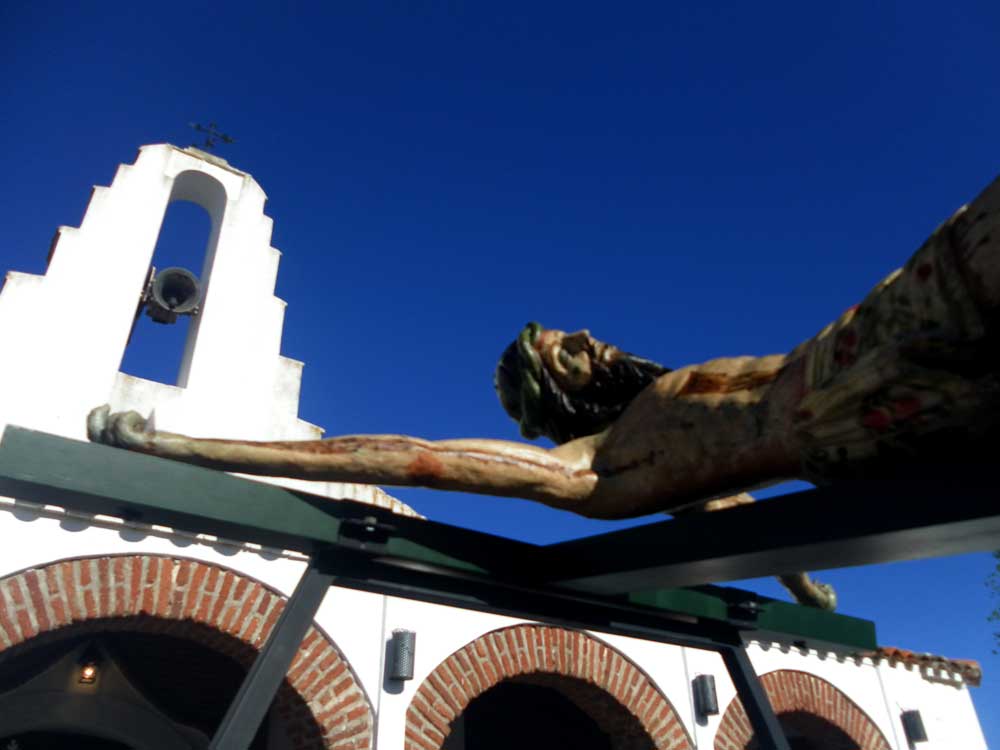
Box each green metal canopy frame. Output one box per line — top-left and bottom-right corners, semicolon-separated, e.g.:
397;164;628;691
1;426;998;750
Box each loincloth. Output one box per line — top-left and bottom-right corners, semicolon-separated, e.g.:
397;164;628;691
791;215;1000;482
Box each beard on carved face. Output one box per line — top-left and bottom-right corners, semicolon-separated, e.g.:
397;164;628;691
495;323;671;445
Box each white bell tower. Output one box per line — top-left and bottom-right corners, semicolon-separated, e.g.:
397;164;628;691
0;144;415;514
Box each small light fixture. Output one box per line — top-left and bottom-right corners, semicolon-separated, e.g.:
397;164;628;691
77;643;101;685
901;710;927;743
692;674;719;718
388;629;416;681
79;662;98;684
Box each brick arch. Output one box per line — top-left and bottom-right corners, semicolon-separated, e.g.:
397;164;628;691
0;554;373;750
406;623;693;750
713;669;890;750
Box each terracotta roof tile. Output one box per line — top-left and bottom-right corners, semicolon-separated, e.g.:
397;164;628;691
858;646;982;687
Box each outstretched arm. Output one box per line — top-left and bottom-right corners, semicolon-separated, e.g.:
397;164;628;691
88;353;800;521
87;406;601;513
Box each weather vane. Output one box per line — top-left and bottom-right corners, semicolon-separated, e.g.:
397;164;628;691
189;122;236;152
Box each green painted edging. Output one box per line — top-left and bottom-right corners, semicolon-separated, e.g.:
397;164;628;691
0;427;876;649
629;587;876;650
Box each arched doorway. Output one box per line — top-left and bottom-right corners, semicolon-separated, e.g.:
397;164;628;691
442;673;655;750
1;732;132;750
747;711;860;750
406;624;692;750
0;555;374;750
0;627;267;748
713;670;890;750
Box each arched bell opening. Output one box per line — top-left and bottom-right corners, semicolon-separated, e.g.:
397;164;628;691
119;170;227;388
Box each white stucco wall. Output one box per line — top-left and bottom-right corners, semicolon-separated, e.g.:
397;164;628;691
875;657;987;750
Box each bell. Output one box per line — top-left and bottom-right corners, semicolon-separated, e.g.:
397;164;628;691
145;267;202;324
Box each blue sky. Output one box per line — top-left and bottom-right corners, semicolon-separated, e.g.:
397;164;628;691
3;1;998;742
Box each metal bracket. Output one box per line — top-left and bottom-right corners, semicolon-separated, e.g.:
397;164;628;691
728;598;763;624
209;561;335;750
338;514;397;549
722;646;792;750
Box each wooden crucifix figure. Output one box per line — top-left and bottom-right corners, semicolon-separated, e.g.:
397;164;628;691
89;175;1000;611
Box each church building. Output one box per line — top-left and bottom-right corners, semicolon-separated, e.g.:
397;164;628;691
0;145;986;749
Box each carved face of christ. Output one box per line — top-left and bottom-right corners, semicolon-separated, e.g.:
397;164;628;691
533;328;621;392
495;322;669;444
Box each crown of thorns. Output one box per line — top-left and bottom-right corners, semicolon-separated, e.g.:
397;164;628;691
494;322;548;439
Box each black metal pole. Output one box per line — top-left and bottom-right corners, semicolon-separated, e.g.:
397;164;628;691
720;645;791;750
210;561;335;750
